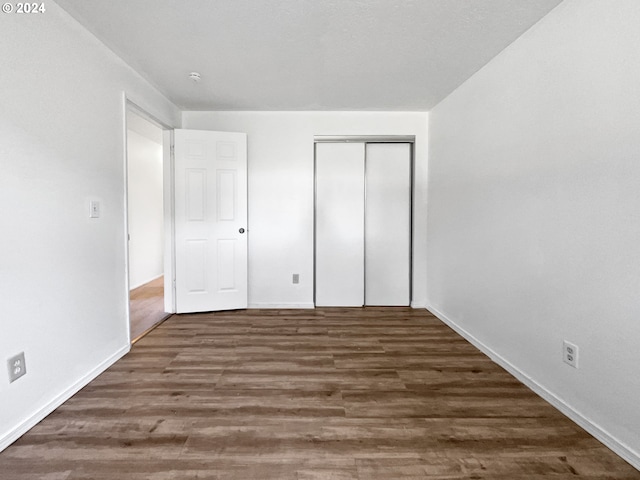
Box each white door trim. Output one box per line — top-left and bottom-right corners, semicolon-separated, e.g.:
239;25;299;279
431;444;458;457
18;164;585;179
163;129;176;314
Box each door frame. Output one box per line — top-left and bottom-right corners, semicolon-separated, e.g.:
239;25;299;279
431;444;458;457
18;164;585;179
313;135;416;307
122;96;175;344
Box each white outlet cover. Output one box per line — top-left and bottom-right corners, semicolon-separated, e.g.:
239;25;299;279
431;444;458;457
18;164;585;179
7;352;27;383
563;340;579;368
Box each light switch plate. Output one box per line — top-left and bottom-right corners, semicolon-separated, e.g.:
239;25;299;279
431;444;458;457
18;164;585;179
89;200;100;218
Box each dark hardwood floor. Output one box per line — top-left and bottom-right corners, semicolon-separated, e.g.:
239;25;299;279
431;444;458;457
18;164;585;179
129;276;170;343
1;307;638;479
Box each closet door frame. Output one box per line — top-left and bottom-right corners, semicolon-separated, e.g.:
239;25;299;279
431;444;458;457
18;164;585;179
313;135;415;306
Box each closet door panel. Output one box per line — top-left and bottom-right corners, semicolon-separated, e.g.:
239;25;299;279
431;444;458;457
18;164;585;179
365;143;411;305
315;143;365;306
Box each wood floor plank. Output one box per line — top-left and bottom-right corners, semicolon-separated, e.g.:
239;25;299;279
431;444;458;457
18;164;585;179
1;307;638;479
129;276;170;342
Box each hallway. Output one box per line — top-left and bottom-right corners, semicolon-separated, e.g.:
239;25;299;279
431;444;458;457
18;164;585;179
129;276;169;342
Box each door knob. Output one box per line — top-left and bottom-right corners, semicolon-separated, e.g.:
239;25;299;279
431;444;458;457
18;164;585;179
239;228;245;234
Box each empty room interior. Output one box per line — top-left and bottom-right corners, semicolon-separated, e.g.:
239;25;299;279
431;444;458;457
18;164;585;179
1;0;640;478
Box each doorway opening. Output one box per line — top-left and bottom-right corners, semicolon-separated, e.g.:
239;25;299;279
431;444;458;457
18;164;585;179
125;104;171;343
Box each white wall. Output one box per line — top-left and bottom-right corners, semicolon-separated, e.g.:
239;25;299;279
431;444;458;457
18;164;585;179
182;112;428;308
427;0;640;467
127;129;164;289
0;2;180;451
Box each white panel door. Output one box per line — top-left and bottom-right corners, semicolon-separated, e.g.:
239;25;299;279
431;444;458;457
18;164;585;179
365;143;411;306
315;143;365;306
174;129;247;313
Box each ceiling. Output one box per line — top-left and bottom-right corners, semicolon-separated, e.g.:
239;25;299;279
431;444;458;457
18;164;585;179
55;0;562;111
127;110;163;144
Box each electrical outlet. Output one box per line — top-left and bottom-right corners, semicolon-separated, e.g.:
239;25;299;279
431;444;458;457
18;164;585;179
563;340;579;368
292;273;300;284
7;352;27;383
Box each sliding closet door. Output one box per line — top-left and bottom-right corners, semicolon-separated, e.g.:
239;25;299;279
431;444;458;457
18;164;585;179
365;143;411;306
315;143;365;306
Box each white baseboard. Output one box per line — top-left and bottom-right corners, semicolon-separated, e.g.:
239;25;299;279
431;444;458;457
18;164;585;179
426;304;640;471
248;303;315;309
250;303;429;310
0;344;130;453
129;273;163;291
